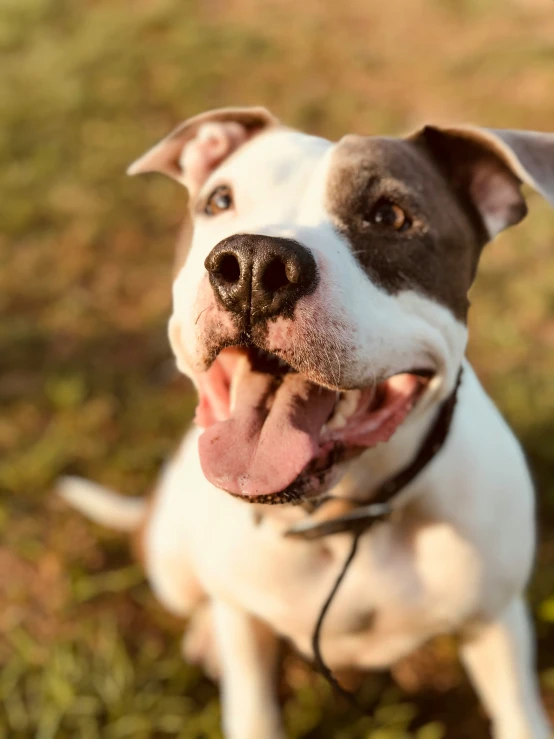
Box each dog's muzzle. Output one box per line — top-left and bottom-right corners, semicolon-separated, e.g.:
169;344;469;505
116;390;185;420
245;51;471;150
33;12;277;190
195;233;433;503
204;234;318;323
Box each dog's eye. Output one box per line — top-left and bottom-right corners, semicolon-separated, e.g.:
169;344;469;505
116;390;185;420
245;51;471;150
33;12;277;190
367;199;411;232
205;185;233;216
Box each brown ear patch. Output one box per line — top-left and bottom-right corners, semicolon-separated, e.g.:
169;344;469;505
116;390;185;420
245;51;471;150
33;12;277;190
325;135;481;322
326;123;554;323
417;127;528;239
415;124;554;238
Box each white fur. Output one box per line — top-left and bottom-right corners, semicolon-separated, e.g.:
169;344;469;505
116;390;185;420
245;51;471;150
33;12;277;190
142;363;549;738
58;476;146;531
64;119;552;739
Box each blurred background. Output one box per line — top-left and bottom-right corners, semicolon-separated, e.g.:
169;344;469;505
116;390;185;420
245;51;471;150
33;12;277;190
1;0;554;736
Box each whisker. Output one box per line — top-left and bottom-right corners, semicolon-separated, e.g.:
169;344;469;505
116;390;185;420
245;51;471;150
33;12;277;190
195;307;209;325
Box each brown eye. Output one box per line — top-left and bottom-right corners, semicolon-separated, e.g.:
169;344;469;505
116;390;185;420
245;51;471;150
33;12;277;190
205;185;233;215
368;200;411;232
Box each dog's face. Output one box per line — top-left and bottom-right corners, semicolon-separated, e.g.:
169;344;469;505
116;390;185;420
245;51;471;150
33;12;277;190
130;108;554;504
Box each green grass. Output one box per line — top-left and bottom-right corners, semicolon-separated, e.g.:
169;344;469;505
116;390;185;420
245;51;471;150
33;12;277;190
2;0;554;736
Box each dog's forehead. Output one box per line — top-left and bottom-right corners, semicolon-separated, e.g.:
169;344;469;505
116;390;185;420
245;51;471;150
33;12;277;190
195;129;335;232
215;129;332;191
327;134;445;196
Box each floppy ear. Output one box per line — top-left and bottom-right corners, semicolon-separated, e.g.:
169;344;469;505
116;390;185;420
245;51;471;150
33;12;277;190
127;106;279;196
416;125;554;239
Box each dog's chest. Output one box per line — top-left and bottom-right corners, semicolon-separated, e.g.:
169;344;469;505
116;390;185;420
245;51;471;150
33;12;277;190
145;428;489;669
152;487;483;670
223;519;479;666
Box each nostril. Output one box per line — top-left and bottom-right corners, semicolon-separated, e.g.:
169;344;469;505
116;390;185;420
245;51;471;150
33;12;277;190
215;253;241;284
261;258;291;294
206;235;317;318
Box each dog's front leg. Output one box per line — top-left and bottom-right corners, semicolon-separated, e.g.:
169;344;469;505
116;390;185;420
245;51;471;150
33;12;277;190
212;599;285;739
460;597;551;739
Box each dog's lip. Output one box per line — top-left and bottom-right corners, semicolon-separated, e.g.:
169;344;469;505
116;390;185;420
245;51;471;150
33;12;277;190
206;341;435;390
194;345;434;503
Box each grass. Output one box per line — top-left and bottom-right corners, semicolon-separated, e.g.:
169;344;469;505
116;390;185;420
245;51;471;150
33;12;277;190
1;0;554;736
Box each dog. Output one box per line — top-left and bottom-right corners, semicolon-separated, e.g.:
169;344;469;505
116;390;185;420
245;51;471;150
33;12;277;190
60;107;554;739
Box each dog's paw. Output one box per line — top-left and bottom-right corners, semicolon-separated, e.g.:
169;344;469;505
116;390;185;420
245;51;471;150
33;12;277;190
182;602;221;680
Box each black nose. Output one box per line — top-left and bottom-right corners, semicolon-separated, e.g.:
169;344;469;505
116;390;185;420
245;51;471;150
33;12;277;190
204;234;318;321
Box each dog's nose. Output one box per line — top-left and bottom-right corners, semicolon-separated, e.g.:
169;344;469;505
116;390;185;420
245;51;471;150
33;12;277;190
204;234;318;321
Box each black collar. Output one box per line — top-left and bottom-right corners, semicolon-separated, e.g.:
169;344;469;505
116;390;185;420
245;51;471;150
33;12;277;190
281;367;464;712
285;368;463;541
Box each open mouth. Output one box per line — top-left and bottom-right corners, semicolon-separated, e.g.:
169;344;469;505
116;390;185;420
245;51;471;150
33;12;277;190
195;346;431;504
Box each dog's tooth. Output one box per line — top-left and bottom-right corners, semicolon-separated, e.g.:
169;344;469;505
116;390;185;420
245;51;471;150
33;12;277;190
325;412;347;431
326;390;361;430
229;354;251;412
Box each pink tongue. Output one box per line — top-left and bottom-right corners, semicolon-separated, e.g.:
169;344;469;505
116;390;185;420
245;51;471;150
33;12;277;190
199;370;336;497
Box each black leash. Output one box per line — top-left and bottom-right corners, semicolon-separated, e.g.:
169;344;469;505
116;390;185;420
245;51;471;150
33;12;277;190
310;530;364;709
285;369;463;711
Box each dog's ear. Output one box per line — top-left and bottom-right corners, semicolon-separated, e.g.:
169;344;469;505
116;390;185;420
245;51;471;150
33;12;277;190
127;106;279;195
415;125;554;239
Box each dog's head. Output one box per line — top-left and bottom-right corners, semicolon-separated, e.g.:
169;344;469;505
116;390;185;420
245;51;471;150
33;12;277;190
129;107;554;504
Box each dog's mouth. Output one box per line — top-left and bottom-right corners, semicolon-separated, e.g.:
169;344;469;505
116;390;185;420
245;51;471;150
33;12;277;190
195;346;431;504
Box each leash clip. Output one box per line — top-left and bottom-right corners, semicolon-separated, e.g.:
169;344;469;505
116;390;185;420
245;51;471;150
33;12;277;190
284;502;392;540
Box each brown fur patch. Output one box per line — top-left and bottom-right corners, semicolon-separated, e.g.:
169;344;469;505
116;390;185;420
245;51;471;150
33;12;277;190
325;135;487;322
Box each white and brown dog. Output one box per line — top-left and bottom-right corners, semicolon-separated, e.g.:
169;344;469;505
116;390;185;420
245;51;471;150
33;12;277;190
60;108;554;739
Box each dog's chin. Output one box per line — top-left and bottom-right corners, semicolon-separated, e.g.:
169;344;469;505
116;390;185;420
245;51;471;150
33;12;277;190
193;345;433;505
